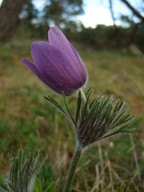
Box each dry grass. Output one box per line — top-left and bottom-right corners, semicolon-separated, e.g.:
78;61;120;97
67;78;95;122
0;38;144;191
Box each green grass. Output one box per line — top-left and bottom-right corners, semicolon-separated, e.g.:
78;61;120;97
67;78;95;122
0;37;144;191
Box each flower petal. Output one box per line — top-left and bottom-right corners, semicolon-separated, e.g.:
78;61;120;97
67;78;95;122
21;58;38;75
21;57;64;94
48;26;87;78
30;41;86;95
69;42;87;82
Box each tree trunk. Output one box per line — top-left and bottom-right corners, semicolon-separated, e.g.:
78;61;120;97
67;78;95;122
120;0;144;22
127;24;138;46
0;0;26;43
109;0;120;47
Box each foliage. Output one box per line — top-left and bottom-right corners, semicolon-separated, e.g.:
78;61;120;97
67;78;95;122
20;0;83;27
0;151;56;192
33;165;55;192
77;24;144;52
45;89;135;148
17;0;144;52
16;22;144;52
20;0;39;27
0;151;42;192
42;0;83;26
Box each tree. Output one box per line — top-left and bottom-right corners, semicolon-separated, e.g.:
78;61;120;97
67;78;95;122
108;0;120;46
42;0;83;27
20;0;38;28
0;0;26;43
119;0;144;46
120;0;144;22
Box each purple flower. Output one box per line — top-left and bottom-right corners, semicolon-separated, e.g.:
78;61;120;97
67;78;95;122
21;26;87;96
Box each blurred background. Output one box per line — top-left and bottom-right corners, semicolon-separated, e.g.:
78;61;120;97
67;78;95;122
0;0;144;191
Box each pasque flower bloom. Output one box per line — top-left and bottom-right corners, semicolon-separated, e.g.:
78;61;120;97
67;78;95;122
21;26;87;96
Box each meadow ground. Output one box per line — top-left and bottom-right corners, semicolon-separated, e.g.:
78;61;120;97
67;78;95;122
0;37;144;191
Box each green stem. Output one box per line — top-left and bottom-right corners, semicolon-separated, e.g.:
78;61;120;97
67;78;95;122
64;145;82;192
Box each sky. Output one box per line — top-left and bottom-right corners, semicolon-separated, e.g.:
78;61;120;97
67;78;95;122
0;0;143;28
76;0;129;27
76;0;143;27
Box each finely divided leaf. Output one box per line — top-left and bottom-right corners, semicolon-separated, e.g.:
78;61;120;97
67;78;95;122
44;96;69;118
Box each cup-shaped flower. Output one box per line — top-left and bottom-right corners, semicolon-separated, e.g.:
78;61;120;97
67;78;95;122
21;26;87;96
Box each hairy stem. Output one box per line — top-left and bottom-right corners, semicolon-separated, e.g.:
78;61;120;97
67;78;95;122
64;145;82;192
80;89;86;104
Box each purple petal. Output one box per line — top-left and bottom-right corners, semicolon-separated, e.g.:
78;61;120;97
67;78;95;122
48;26;87;79
69;42;87;81
30;41;86;95
21;57;65;94
21;58;46;84
21;58;38;75
31;41;79;80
